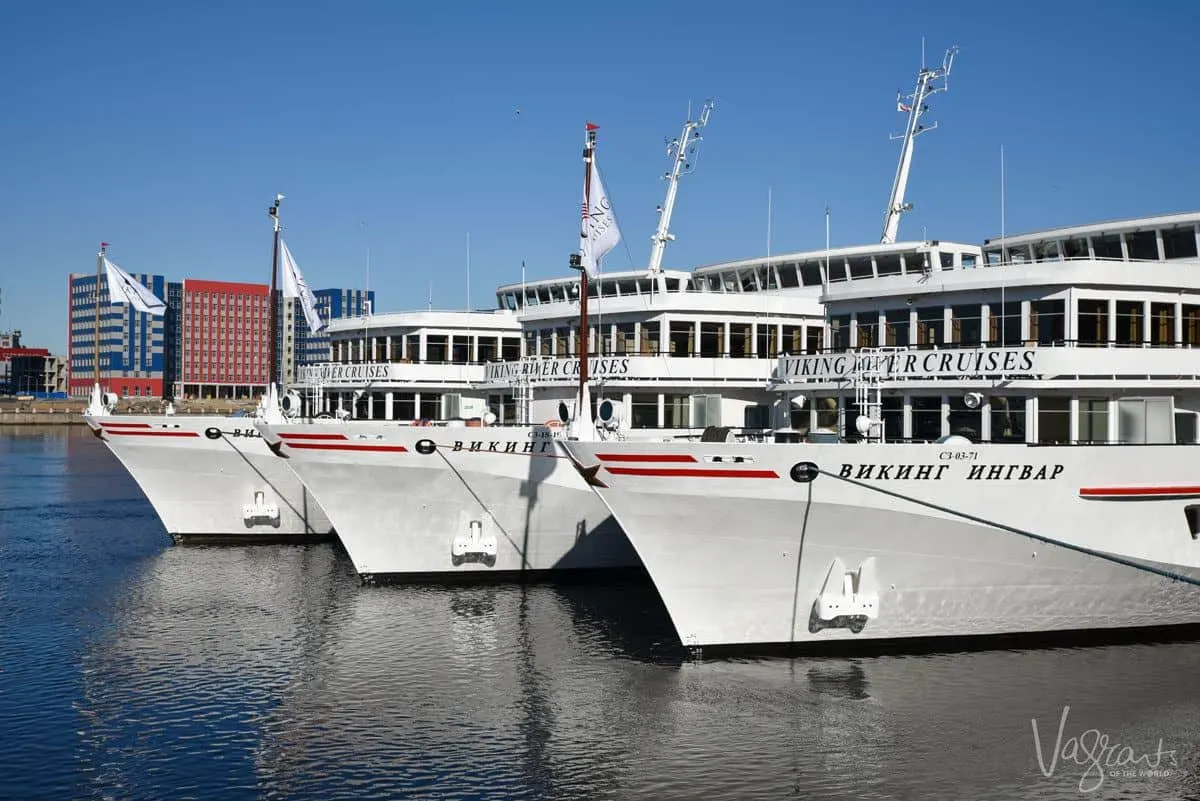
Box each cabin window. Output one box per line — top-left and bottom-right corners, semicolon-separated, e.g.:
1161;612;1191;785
881;397;904;441
665;278;680;292
586;280;600;299
554;327;569;357
911;396;943;441
984;249;1002;265
1077;300;1108;346
829;316;851;351
782;325;803;355
703;274;721;292
1079;398;1109;443
663;394;691;428
501;335;520;362
988;301;1021;346
478;336;499;363
916;308;943;346
1030;300;1065;346
537;288;552;304
744;404;771;429
699;322;725;357
538;329;552;356
951;305;982;346
855;315;878;348
739;269;758;292
1125;230;1158;261
1117;398;1174;444
948;396;982;442
756;324;779;358
1176;412;1197;445
778;263;800;288
615;323;636;355
521;332;535;361
990;396;1027;443
876;253;903;276
884;310;910;347
1151;303;1175;346
1184;306;1200;346
815;397;839;432
826;258;848;283
799;261;823;287
757;265;778;290
636;279;654;295
571;327;583;356
939;252;955;270
451;336;471;364
961;254;977;269
419;394;441;421
729;323;752;358
1033;241;1061;262
1037;397;1070;444
1092;234;1123;260
640;321;660;355
1163;227;1198;259
486;393;516;425
1114;301;1143;345
629;393;658;428
373;336;388;361
669;322;694;356
847;256;873;280
806;326;825;354
426;335;448;362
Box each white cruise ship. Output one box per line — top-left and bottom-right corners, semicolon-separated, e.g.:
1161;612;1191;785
562;211;1200;649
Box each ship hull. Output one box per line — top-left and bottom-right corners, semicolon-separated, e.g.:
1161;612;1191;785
562;440;1200;649
261;423;638;581
86;415;333;543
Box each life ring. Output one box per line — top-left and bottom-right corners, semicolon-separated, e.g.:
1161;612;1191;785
544;420;563;428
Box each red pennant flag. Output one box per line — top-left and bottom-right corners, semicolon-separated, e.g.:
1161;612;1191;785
100;241;110;248
585;122;599;131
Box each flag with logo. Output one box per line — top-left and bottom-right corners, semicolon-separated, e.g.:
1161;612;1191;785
580;150;621;278
279;238;325;333
103;256;166;316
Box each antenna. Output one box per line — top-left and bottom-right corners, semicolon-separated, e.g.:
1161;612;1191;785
1000;143;1007;343
767;186;773;262
466;232;471;311
880;45;958;244
428;280;433;312
648;98;714;273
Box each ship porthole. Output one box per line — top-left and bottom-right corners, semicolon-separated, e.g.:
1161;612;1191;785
790;461;819;483
415;438;437;456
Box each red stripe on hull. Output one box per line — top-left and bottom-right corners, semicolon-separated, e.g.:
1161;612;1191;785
284;442;408;453
104;430;200;438
605;466;778;479
595;453;697;463
278;433;349;441
1080;485;1200;498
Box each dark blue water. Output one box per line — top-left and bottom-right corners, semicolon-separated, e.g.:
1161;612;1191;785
2;426;1199;800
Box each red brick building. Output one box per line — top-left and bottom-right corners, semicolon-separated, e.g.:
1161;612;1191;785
180;279;270;399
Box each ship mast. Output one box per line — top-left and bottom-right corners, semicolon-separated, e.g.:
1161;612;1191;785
648;100;714;273
95;243;106;393
572;124;598;420
880;46;957;244
267;194;283;392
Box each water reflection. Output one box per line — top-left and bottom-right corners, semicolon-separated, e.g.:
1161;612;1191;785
4;428;1199;801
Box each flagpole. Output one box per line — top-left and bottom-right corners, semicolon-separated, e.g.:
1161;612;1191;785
268;195;283;393
95;243;105;393
578;123;596;412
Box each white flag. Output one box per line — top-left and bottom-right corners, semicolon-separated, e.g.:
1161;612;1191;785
279;238;325;333
580;154;621;277
103;256;166;316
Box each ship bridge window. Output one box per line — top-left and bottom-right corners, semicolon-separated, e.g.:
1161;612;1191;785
848;256;873;280
703;274;722;292
939;252;955;270
1163;227;1198;259
1063;238;1088;259
826;258;849;283
617;279;638;295
1033;242;1061;262
778;263;800;288
984;249;1002;265
799;261;823;287
1126;230;1158;261
757;264;778;290
637;279;654;294
537;288;552;304
586;280;600;299
739;269;758;292
1092;234;1123;260
876;253;902;276
665;278;680;292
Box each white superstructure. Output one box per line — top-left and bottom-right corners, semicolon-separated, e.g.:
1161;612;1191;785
562;211;1200;649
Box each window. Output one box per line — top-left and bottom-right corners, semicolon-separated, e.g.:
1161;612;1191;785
1151;303;1175;346
815;397;839;432
418;393;441;421
855;316;877;347
988;302;1021;346
615;322;636;355
782;325;803;355
1030;300;1065;345
1037;396;1070;443
829;316;851;351
990;396;1026;443
1163;227;1198;260
948;396;981;441
1077;300;1107;346
640;321;660;355
744;404;771;429
911;396;942;441
663;394;690;428
478;336;499;363
756;324;778;359
1114;302;1142;345
806;326;824;354
729;323;752;357
1079;398;1108;443
451;336;471;363
916;308;943;346
699;322;724;357
950;305;982;345
669;322;694;356
1092;235;1123;259
629;393;658;428
1125;230;1158;260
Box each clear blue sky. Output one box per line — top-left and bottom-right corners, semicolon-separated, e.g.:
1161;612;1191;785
3;1;1198;353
